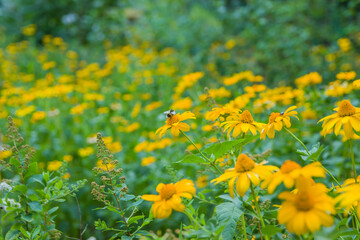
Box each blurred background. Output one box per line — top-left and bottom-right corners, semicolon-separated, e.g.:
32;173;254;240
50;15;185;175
1;0;360;83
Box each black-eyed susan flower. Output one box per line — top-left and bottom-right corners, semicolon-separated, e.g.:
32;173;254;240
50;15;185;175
211;154;278;197
318;100;360;139
155;110;196;139
204;105;239;121
261;160;325;194
142;179;196;219
260;106;298;140
221;110;264;137
335;182;360;219
278;176;335;235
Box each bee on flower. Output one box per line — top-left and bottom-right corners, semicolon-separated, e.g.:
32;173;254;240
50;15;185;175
277;176;335;235
211;154;278;197
142;179;196;219
318;100;360;139
260;106;298;140
221;110;264;137
155;110;196;139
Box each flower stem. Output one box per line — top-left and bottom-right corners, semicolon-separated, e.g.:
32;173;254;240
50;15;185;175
250;184;268;240
180;130;222;174
284;127;342;188
184;209;212;235
350;140;357;183
284;127;310;156
241;213;247;239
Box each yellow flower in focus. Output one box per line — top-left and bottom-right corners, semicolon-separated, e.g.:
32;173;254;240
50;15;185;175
261;161;325;194
96;160;116;171
277;176;335;235
260;106;299;140
78;147;95;157
141;156;156;166
221;110;264;137
47;160;63;171
318;100;360;139
63;155;73;162
205;106;239;121
211;154;278;197
142;179;196;219
196;175;208;188
155;111;196;139
0;150;12;160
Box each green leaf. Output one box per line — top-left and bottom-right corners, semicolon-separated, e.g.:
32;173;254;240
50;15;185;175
262;225;281;236
43;172;50;183
55;180;63;190
19;226;30;238
297;143;325;161
5;230;19;240
13;185;27;194
127;215;144;225
21;214;33;223
31;225;41;238
203;134;259;159
176;154;205;164
215;202;243;240
28;201;42;212
9;157;20;169
47;206;59;215
24;162;38;180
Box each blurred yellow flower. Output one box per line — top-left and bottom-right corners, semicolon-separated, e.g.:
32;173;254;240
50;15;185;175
31;111;46;123
96;160;115;171
295;72;322;88
225;39;236;50
145;101;163;111
131;102;141;118
141;156;156;166
171;97;192;110
42;61;56;71
78;147;94;157
318;100;360;139
211;154;278;197
155;111;196;139
336;71;356;81
278;176;335;235
48;160;62;171
261;161;325;194
142;179;196;219
196;175;208;188
63;155;73;162
22;24;36;36
0;150;12;160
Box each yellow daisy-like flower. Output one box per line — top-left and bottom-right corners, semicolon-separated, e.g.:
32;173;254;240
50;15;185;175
211;154;278;197
205;106;239;121
142;179;196;219
261;160;325;194
260;106;298;140
221;110;264;137
155;111;196;139
318;100;360;139
278;176;335;235
335;182;360;219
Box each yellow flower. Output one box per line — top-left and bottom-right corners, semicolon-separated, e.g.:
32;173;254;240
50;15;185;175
63;155;73;162
141;156;156;166
22;24;36;36
78;147;95;157
260;106;299;140
336;71;356;81
221;110;264;137
142;179;196;219
47;160;63;171
31;111;46;123
196;175;208;188
0;150;12;160
131;102;141;118
261;161;325;194
205;106;239;121
171;97;193;110
277;176;335;235
96;160;115;171
211;154;278;197
155;111;196;139
145;101;163;111
318;100;360;139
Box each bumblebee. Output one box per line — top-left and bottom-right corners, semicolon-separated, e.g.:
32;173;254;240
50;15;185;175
164;109;176;118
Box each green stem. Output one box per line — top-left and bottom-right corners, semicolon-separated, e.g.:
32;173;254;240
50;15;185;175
250;184;268;240
284;127;310;156
184;209;212;235
180;130;222;174
350;140;357;183
241;213;247;239
323;166;341;188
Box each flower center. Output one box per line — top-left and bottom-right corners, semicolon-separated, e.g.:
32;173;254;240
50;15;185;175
268;112;281;123
294;192;314;211
338;100;356;117
159;184;176;200
280;160;301;174
166;114;180;125
239;110;254;123
235;154;255;172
